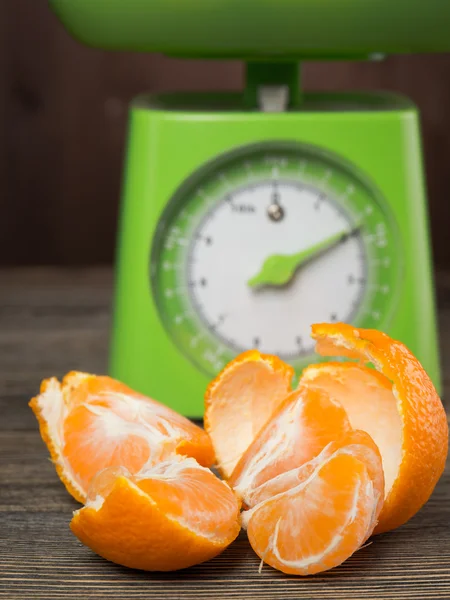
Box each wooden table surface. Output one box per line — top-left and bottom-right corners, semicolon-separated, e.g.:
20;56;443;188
1;268;449;600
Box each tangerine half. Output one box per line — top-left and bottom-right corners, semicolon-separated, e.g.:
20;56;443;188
30;372;214;503
71;456;241;571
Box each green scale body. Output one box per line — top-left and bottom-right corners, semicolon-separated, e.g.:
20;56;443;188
48;1;447;416
109;87;440;415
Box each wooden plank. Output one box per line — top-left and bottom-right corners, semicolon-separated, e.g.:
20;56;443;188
0;268;449;598
0;473;449;600
0;505;449;599
0;268;111;391
1;267;450;387
1;0;65;265
0;0;450;267
0;0;242;267
0;266;449;394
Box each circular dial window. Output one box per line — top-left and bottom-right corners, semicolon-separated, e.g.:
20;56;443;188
151;142;402;378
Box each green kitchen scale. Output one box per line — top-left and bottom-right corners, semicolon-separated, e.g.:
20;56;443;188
49;0;450;416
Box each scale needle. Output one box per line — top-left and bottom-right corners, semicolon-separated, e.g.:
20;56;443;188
248;224;361;288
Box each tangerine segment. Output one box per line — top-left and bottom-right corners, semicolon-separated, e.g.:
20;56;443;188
309;323;448;534
243;453;377;576
229;386;352;506
204;350;294;479
248;428;385;534
300;363;401;501
29;372;214;503
71;457;241;572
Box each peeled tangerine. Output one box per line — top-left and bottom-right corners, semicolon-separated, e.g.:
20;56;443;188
230;386;385;576
29;372;214;503
30;374;241;571
205;323;448;575
71;456;241;571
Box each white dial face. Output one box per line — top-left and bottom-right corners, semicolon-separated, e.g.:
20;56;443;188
152;143;400;378
188;182;366;359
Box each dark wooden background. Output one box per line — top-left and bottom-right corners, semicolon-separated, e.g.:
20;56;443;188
1;0;450;267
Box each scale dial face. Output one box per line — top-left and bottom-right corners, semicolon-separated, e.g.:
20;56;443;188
151;142;402;378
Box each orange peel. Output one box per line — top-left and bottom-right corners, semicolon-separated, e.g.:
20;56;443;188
305;322;448;533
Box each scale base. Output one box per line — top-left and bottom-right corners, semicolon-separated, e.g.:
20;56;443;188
109;91;441;416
